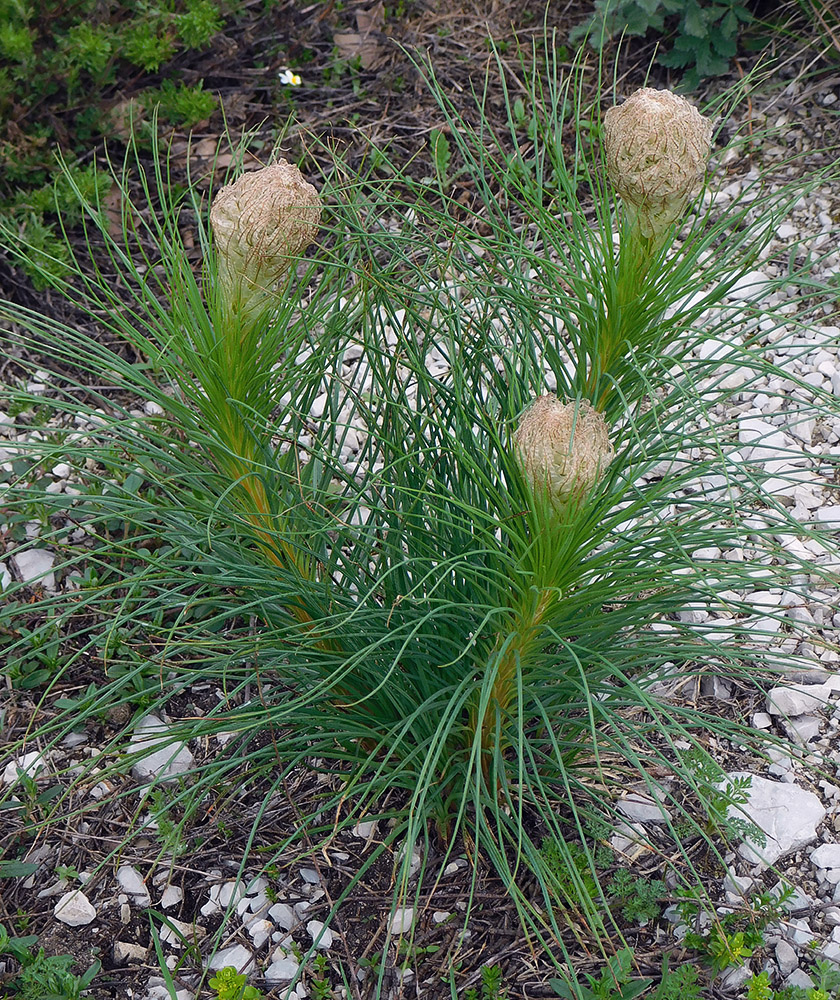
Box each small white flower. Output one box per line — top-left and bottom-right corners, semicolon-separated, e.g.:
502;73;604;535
278;69;302;87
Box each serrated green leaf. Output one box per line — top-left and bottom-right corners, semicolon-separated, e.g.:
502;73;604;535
720;10;738;37
714;32;738;57
625;7;663;34
659;44;696;68
682;3;708;38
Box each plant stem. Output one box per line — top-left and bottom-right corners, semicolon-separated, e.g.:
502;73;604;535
479;587;557;771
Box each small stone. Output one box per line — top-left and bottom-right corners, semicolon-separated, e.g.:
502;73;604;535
218;882;244;908
701;675;732;700
52;462;71;478
723;871;754;896
723;772;826;866
788;917;815;947
785;970;815;991
728;270;771;301
767;678;840;717
299;868;320;884
208;944;253;972
824;907;840;927
54;890;96;926
160;885;183;909
610;820;649;859
307;919;333;949
351;820;377;838
159;916;205;947
719;964;753;990
129;715;194;782
776;939;798;976
11;549;56;589
265;957;300;982
752;712;772;729
784;715;821;744
248;919;274;949
811;844;840;869
2;751;46;786
617;792;670;823
770;882;812;913
389;907;415;935
268;902;295;929
117;865;151;906
821;941;840;963
114;941;148;964
432;911;450;923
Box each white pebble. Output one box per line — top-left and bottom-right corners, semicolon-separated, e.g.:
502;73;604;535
117;865;151;906
388;907;415;935
307;919;333;949
54;890;96;926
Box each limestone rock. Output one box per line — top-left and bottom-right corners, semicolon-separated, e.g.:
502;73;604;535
265;956;300;982
811;844;840;869
307;919;333;949
767;677;840;717
617;792;671;823
208;943;253;972
12;549;56;589
113;941;148;964
388;907;415;935
776;939;798;976
54;889;96;926
723;771;825;866
129;715;194;782
117;865;151;906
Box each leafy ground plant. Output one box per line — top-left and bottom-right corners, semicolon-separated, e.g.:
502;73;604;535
571;0;754;88
747;959;840;1000
552;948;652;1000
0;923;99;999
0;41;838;996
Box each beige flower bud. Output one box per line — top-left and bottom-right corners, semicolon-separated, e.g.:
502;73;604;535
514;396;613;506
604;88;713;238
210;160;322;321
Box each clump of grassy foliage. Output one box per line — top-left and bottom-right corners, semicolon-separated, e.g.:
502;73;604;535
0;40;838;997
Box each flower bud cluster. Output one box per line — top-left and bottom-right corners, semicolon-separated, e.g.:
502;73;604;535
210;160;322;322
514;395;613;507
604;88;713;238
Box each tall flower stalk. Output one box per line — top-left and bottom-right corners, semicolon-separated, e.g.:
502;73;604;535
585;88;715;409
202;161;323;618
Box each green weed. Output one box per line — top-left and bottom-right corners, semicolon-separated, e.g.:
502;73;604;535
464;964;509;999
208;966;262;1000
678;884;794;973
552;948;653;1000
0;923;99;1000
607;870;666;924
142;79;218;127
